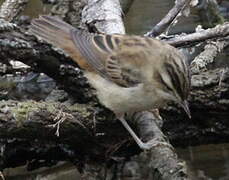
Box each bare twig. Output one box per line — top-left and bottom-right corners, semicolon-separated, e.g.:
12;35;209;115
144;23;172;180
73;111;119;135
165;23;229;47
145;0;192;37
47;109;86;137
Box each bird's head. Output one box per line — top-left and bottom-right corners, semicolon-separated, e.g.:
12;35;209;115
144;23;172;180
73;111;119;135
154;50;191;118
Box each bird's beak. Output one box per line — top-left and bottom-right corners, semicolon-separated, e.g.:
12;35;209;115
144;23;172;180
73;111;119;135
180;100;191;119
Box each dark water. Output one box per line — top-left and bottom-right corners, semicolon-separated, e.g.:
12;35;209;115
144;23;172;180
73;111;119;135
0;0;228;179
3;162;81;180
177;144;229;180
125;0;197;34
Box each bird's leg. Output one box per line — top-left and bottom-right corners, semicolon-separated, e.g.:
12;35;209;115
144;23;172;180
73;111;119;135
118;115;156;150
118;114;172;150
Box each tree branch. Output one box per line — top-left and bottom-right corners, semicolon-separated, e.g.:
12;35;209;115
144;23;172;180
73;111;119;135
82;0;125;34
145;0;192;37
164;22;229;47
190;38;229;74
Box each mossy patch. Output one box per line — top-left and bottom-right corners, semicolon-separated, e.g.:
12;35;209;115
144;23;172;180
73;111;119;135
69;103;92;118
11;101;56;125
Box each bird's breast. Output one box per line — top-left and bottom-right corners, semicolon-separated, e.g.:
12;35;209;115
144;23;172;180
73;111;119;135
85;72;162;114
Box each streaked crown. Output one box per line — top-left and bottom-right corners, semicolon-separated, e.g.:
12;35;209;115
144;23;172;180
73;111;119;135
155;48;191;117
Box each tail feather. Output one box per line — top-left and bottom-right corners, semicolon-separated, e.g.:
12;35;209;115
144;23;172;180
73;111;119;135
30;17;73;45
40;15;74;33
30;24;60;45
29;15;92;69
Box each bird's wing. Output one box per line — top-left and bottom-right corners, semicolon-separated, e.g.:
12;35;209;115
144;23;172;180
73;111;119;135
30;15;145;87
70;30;120;79
71;31;145;87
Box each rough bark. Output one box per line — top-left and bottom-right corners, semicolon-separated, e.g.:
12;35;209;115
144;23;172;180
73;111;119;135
82;0;125;34
190;38;229;74
0;0;29;21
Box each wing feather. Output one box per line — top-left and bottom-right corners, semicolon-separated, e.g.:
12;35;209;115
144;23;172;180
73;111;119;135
71;31;144;87
30;15;145;87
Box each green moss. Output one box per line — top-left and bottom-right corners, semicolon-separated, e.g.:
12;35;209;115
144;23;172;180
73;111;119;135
0;80;17;91
11;101;56;125
10;101;93;127
69;103;91;118
208;3;224;26
12;101;37;124
197;2;225;28
43;102;56;113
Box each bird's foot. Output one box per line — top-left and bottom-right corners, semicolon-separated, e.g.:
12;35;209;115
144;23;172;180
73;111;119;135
138;139;173;150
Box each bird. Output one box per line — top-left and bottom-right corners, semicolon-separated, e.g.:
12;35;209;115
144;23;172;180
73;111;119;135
29;15;190;150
